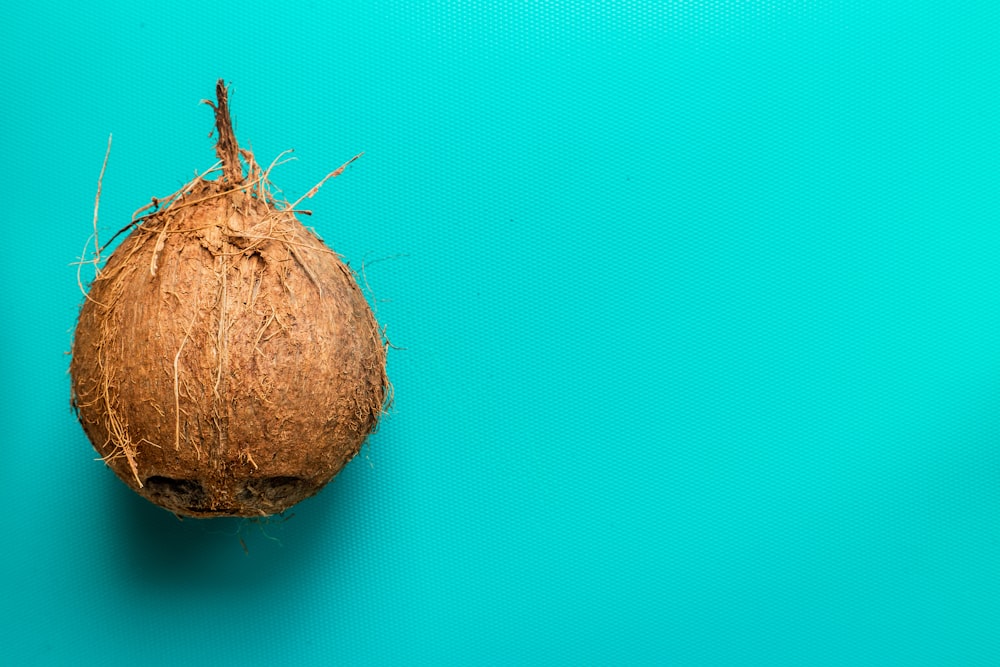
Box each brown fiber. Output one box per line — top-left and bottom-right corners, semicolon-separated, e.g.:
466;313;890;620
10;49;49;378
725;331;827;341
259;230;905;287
70;81;388;518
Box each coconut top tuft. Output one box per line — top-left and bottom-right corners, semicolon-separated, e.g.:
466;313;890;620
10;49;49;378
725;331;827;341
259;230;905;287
203;79;244;185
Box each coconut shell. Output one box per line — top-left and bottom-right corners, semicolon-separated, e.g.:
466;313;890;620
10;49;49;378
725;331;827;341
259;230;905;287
70;82;387;518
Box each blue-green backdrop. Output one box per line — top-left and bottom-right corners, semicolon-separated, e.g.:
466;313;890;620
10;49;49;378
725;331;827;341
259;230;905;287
2;1;999;664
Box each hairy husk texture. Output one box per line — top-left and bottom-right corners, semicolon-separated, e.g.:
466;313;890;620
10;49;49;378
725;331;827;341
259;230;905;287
71;84;387;518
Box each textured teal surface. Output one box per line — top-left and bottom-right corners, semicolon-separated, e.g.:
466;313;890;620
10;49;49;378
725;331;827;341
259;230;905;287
2;1;1000;664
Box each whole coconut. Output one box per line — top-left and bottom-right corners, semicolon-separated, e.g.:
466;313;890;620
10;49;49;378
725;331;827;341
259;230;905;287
71;81;388;518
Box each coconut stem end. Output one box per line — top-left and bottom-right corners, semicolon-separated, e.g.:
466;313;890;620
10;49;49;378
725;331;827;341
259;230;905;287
206;79;243;185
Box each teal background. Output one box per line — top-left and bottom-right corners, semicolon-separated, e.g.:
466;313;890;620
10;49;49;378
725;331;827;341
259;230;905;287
2;1;999;664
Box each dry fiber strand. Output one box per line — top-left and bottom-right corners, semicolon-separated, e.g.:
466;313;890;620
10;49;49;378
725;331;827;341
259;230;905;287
71;81;388;518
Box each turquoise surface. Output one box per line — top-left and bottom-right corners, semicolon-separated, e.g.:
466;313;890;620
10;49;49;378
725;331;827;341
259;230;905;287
2;1;1000;664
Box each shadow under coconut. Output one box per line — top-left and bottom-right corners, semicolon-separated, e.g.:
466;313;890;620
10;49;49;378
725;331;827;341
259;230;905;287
109;462;365;591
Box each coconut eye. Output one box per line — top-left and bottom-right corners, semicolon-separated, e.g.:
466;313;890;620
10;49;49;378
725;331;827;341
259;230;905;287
144;476;207;510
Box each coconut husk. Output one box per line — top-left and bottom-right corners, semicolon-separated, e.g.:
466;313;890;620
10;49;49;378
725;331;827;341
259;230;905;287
70;81;388;518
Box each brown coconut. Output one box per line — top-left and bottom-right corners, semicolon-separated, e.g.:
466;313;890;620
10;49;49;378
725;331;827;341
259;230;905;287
70;81;388;518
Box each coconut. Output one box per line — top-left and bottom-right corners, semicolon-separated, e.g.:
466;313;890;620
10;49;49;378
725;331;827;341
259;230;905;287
70;81;388;518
